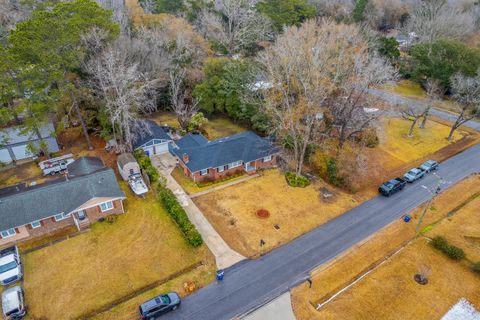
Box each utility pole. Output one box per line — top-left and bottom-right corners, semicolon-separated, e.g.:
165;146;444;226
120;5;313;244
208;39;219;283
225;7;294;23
416;173;449;233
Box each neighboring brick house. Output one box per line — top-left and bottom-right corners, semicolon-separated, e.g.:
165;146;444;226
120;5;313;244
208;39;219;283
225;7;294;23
170;131;279;183
0;157;126;247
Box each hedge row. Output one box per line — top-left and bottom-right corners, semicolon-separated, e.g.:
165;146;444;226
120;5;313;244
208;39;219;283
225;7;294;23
133;150;159;183
431;236;465;260
158;184;203;247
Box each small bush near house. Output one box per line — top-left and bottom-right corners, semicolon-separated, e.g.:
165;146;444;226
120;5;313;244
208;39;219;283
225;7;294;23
134;150;159;183
285;172;310;188
157;183;203;247
196;172;244;188
431;235;466;260
471;262;480;273
327;158;345;187
359;128;379;148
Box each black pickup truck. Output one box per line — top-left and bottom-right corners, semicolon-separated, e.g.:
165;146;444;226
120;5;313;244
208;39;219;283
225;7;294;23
378;177;407;197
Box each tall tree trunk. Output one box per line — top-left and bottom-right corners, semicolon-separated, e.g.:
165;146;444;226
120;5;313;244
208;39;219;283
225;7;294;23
447;123;458;141
419;106;431;129
69;89;93;150
408;118;419;137
33;126;50;159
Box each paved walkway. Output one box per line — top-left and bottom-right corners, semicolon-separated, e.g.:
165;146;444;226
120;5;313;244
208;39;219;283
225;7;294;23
368;89;480;132
190;174;259;198
243;292;296;320
151;154;246;270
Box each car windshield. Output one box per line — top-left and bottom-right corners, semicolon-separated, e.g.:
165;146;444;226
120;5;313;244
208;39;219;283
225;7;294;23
408;170;416;175
160;295;171;304
0;261;17;273
384;182;394;189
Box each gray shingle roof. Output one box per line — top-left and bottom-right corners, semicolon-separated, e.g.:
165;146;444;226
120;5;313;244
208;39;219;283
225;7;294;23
171;131;279;172
132;120;172;149
0;159;125;231
67;157;104;177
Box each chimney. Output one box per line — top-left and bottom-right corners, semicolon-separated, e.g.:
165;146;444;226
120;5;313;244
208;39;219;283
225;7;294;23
183;153;189;163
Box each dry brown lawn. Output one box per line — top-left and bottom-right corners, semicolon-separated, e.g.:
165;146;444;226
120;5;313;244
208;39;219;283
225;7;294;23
23;183;214;320
194;169;366;257
291;174;480;320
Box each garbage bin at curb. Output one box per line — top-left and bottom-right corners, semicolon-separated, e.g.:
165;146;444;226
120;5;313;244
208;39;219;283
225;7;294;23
403;215;411;223
216;270;225;282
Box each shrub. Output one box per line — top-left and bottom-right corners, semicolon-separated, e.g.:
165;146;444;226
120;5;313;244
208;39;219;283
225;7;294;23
431;236;465;260
431;236;448;251
472;261;480;273
360;128;379;148
326;158;345;187
134;150;159;183
157;184;203;247
285;172;310;188
444;245;465;260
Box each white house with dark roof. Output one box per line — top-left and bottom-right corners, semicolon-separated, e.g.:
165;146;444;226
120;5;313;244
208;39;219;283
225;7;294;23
170;131;279;182
0;121;60;164
0;157;126;247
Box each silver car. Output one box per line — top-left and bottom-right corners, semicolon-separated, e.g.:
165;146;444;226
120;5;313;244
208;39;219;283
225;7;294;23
1;286;26;319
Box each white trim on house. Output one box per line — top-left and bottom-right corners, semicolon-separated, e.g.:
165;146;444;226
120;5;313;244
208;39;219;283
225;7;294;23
263;155;272;162
228;160;243;170
0;228;16;238
30;220;41;229
217;166;225;173
200;169;208;176
69;196;126;215
54;212;71;222
100;201;114;212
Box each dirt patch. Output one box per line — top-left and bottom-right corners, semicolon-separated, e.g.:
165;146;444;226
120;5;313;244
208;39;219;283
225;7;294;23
256;209;270;219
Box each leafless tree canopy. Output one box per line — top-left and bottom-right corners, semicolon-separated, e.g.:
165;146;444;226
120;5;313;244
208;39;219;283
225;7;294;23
196;0;271;53
405;0;476;43
87;39;156;150
448;70;480;140
259;19;396;176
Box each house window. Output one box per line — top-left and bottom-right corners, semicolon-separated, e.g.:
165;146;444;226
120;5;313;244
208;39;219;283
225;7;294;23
200;169;208;176
217;166;225;173
54;212;71;221
100;201;114;212
1;228;16;238
228;160;242;169
263;155;272;162
30;220;41;229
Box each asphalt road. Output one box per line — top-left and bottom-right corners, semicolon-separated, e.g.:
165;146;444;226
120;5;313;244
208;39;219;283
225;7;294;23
163;144;480;320
368;89;480;132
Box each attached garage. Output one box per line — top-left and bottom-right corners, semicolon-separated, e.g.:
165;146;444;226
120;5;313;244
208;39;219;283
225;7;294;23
133;120;172;157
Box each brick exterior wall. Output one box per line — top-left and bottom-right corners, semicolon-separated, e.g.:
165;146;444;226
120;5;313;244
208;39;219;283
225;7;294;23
178;155;277;183
0;198;124;247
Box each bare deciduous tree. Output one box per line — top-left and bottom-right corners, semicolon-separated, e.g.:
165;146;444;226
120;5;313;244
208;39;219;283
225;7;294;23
329;54;397;148
169;67;200;129
419;79;442;129
87;41;156;150
401;104;427;137
448;71;480;140
197;0;271;53
405;0;475;43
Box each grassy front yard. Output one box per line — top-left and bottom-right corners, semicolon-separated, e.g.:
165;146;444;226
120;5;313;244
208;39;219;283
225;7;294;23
385;80;427;99
23;183;215;319
194;169;364;257
291;175;480;320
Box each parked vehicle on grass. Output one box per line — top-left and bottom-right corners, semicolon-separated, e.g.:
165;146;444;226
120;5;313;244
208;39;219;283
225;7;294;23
39;153;74;176
419;160;439;173
139;292;181;319
1;286;26;319
128;173;149;196
403;168;425;183
0;247;22;286
379;178;407;197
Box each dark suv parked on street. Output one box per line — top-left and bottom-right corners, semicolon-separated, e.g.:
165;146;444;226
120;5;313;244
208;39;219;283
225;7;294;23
139;292;181;319
379;177;407;197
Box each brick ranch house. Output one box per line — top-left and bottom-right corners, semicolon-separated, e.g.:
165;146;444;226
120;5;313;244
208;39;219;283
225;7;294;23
0;157;125;247
170;131;279;183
